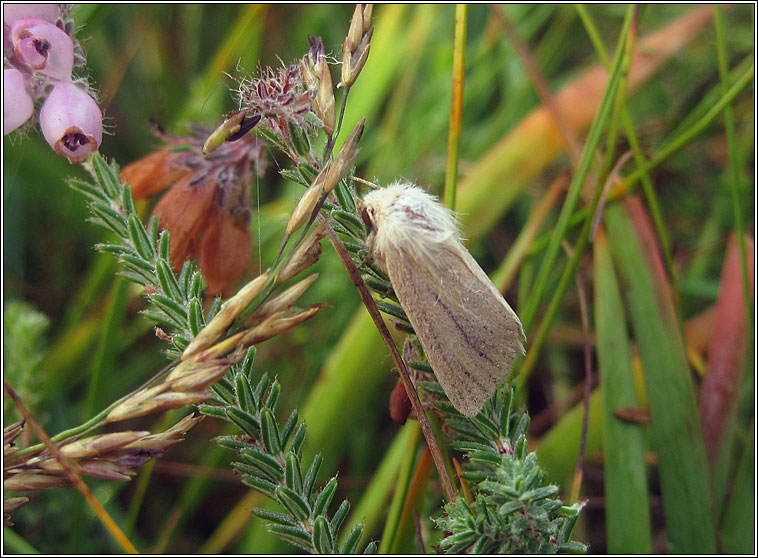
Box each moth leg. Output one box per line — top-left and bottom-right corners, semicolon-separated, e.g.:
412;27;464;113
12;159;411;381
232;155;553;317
362;230;377;266
407;398;437;420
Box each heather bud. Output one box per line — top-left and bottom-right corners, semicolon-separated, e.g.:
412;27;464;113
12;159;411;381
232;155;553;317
341;4;374;87
286;177;324;236
316;61;335;136
181;270;271;359
59;431;150;459
324;117;364;193
39;81;102;164
4;471;68;491
246;273;318;327
239;304;323;347
11;17;74;80
3;68;34;135
277;220;327;283
4;496;29;524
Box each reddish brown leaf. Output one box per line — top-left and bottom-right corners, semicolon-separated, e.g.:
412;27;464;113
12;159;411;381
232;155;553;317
699;233;755;462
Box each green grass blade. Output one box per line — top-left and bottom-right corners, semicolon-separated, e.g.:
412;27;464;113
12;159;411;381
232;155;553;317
519;5;633;334
3;527;40;554
300;312;390;461
578;4;679;304
378;426;421;554
339;421;419;549
457;6;716;242
525;56;753;264
720;421;755;554
178;5;264;122
605;199;716;553
713;5;754;334
593;228;652;553
534;390;603;487
365;5;438;181
85;278;130;414
388;448;434;554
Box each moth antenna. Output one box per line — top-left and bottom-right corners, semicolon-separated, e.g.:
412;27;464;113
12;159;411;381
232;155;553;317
351;175;380;189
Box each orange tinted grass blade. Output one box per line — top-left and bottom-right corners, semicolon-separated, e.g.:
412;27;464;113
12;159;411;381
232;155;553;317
458;6;716;241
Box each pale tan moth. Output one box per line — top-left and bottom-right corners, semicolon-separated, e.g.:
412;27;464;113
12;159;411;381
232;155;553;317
360;181;526;417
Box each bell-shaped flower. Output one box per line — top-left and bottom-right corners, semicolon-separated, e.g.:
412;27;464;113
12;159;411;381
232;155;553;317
11;17;74;80
120;147;191;199
39;81;103;164
152;173;218;271
199;204;252;297
123;130;264;296
3;68;34;134
3;4;59;27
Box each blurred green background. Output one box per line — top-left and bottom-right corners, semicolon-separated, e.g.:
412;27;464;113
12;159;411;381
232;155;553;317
3;4;754;554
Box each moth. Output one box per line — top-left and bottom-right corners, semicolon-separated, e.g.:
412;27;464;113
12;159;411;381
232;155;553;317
360;181;525;417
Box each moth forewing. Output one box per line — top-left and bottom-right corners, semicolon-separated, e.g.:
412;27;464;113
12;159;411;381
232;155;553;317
362;182;525;417
386;242;523;416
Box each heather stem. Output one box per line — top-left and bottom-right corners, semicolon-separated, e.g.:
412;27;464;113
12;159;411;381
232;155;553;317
325;83;352;160
324;223;457;503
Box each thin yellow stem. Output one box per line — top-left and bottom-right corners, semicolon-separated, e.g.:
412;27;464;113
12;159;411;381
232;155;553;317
4;382;139;554
444;4;467;211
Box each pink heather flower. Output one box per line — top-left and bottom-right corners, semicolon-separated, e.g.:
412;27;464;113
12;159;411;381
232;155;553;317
39;81;103;164
11;17;74;81
3;68;34;134
3;4;59;27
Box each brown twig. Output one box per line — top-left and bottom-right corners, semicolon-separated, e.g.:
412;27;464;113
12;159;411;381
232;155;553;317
4;382;139;554
589;150;635;241
528;375;598;436
413;510;425;554
324;224;457;503
559;242;593;504
452;457;473;504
